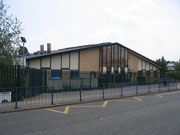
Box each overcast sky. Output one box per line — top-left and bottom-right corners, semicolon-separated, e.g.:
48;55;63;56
6;0;180;61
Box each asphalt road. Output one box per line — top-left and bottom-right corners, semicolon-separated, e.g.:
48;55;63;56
0;90;180;135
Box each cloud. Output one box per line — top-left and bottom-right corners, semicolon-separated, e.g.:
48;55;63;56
9;0;180;61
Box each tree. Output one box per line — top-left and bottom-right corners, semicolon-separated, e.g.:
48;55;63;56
18;45;29;56
0;0;22;65
156;56;168;71
175;59;180;71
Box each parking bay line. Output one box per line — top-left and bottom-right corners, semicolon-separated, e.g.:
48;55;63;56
46;98;143;115
133;97;143;102
71;100;109;108
47;106;70;114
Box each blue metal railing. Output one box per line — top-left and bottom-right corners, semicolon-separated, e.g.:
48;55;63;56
0;79;178;110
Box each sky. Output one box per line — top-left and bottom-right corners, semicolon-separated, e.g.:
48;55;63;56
6;0;180;61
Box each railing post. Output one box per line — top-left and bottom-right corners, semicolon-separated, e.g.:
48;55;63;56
159;81;161;91
103;83;105;99
136;82;138;94
176;80;178;90
168;81;170;91
51;86;54;105
80;85;82;101
121;82;123;96
15;87;18;109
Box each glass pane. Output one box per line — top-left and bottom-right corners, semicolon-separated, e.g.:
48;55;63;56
114;45;118;70
121;47;124;67
103;47;106;67
107;46;111;71
119;46;121;67
125;49;128;67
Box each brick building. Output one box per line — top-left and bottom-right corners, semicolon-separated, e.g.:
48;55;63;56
26;42;161;85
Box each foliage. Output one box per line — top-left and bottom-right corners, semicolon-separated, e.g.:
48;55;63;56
174;59;180;71
0;0;22;65
18;45;29;56
156;56;168;71
165;71;180;80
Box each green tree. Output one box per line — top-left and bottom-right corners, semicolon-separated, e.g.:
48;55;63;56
18;45;29;56
156;56;168;71
175;59;180;71
0;0;22;65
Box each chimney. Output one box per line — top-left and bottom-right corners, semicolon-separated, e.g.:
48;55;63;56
40;45;44;54
47;43;51;53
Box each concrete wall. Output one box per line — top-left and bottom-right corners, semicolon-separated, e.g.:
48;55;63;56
80;48;99;72
51;54;61;69
128;52;138;72
29;59;40;69
42;57;50;68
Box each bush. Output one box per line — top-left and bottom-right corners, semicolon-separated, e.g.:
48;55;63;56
165;71;180;80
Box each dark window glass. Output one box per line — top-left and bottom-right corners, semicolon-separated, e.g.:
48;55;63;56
90;72;96;78
99;47;103;74
121;47;124;67
112;45;114;68
146;71;150;76
107;46;111;71
119;46;121;67
154;71;157;78
114;45;118;70
125;49;128;67
138;71;142;77
70;70;79;78
51;70;62;78
103;46;106;67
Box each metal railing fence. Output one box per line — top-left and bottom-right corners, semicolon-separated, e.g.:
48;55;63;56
0;79;179;110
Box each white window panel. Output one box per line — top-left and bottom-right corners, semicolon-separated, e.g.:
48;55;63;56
150;64;153;70
70;51;79;70
42;57;50;68
118;67;121;74
62;53;69;68
111;67;114;74
146;62;149;70
29;59;40;69
138;59;142;71
51;55;61;69
103;67;107;74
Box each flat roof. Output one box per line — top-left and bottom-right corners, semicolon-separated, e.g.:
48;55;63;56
26;42;161;68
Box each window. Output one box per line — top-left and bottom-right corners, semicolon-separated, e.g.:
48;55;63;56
121;47;124;67
146;71;150;76
125;49;128;67
51;70;62;78
119;46;121;67
154;71;157;78
107;46;112;71
138;71;142;77
112;45;114;68
114;45;119;71
100;47;107;75
70;70;79;78
90;72;96;78
103;46;107;67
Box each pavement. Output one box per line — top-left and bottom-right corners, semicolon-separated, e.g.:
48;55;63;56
0;90;180;135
